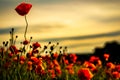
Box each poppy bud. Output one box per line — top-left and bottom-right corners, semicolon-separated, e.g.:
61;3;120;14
23;40;29;45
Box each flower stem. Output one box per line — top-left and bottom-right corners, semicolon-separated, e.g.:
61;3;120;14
24;15;28;40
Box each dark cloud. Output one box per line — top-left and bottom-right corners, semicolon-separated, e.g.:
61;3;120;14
78;0;120;3
31;0;69;4
0;27;20;35
37;30;120;42
32;0;120;3
68;42;102;48
0;23;65;35
0;28;10;34
0;0;120;11
31;23;64;29
28;23;65;33
0;1;19;10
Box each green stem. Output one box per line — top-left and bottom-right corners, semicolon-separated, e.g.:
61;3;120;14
24;15;28;40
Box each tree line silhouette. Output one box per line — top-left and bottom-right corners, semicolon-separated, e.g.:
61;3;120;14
76;41;120;63
94;41;120;63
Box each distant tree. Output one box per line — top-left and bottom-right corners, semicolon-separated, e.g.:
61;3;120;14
93;41;120;63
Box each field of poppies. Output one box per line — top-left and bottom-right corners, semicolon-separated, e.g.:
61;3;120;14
0;31;120;80
0;2;120;80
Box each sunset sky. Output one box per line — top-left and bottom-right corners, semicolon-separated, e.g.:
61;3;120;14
0;0;120;53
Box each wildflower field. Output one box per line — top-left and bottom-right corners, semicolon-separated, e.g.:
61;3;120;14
0;1;120;80
0;34;120;80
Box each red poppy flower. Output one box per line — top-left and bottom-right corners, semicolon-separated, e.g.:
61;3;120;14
55;66;62;75
66;64;73;70
106;62;115;69
32;49;39;54
8;53;13;58
89;56;99;62
112;71;120;79
83;61;97;73
27;66;32;71
9;45;19;54
35;65;42;74
20;56;25;61
51;73;56;79
103;53;110;61
20;61;24;65
48;69;56;78
13;57;18;62
69;53;77;63
27;61;33;66
53;60;59;67
64;59;69;65
15;2;32;16
68;69;74;75
30;56;39;65
115;65;120;72
48;69;55;74
52;52;59;59
32;42;41;49
48;62;54;69
35;65;45;75
89;56;100;65
78;68;93;80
